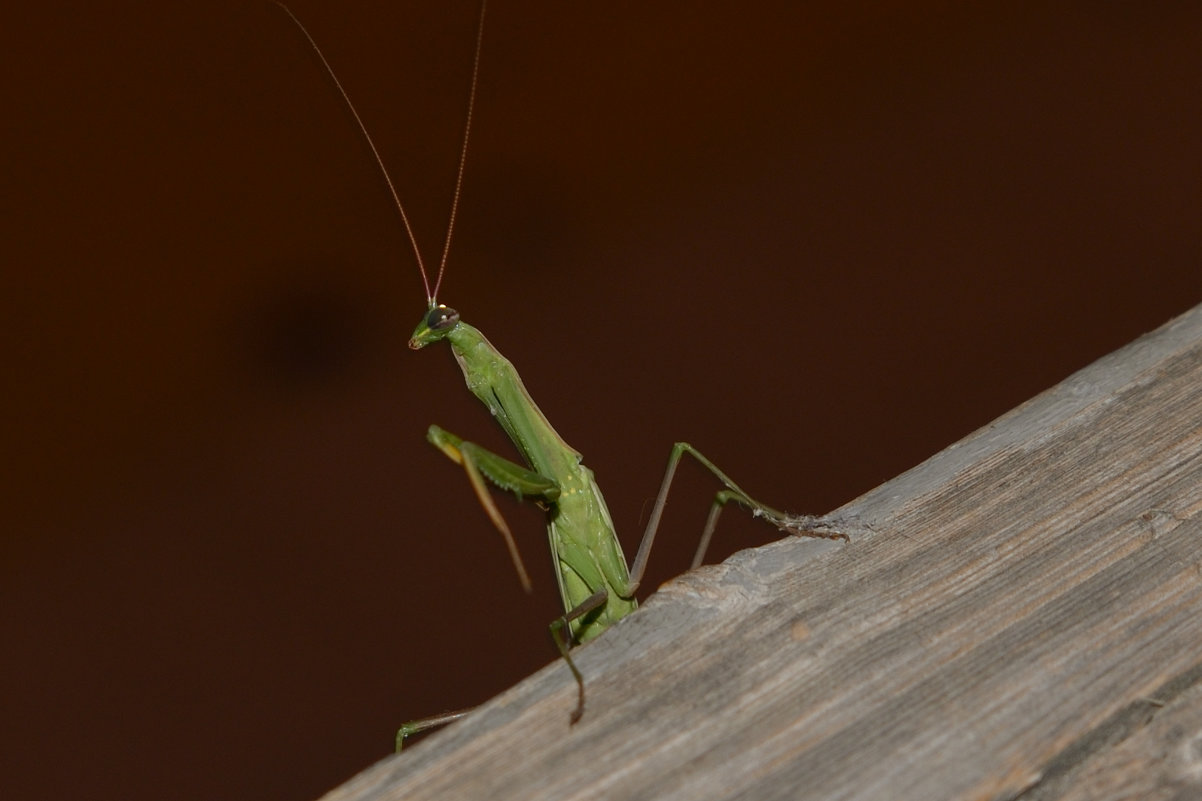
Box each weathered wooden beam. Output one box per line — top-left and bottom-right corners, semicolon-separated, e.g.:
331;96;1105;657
322;303;1202;801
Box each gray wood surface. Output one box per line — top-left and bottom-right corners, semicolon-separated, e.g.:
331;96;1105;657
322;303;1202;801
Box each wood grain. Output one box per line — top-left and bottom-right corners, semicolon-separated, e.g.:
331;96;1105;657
322;303;1202;801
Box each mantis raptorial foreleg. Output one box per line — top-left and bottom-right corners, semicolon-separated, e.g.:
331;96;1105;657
425;425;560;593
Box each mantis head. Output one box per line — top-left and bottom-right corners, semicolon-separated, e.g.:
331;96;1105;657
408;304;460;350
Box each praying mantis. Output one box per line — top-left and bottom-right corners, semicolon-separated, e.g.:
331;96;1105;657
277;0;847;751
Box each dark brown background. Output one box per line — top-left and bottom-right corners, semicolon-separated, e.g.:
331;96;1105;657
4;2;1199;799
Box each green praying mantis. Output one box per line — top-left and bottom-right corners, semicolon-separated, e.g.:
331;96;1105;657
277;0;847;751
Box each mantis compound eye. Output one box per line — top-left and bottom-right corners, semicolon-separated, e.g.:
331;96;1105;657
408;304;459;350
427;305;460;331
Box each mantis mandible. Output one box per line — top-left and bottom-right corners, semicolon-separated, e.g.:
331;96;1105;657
277;0;846;751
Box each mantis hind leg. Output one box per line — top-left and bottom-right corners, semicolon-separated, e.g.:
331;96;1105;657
546;444;846;727
625;443;848;594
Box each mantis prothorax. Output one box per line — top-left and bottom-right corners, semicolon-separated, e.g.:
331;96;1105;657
277;0;846;752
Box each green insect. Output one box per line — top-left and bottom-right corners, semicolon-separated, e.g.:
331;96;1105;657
278;0;845;751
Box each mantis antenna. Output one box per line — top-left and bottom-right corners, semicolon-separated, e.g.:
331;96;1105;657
273;1;488;306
